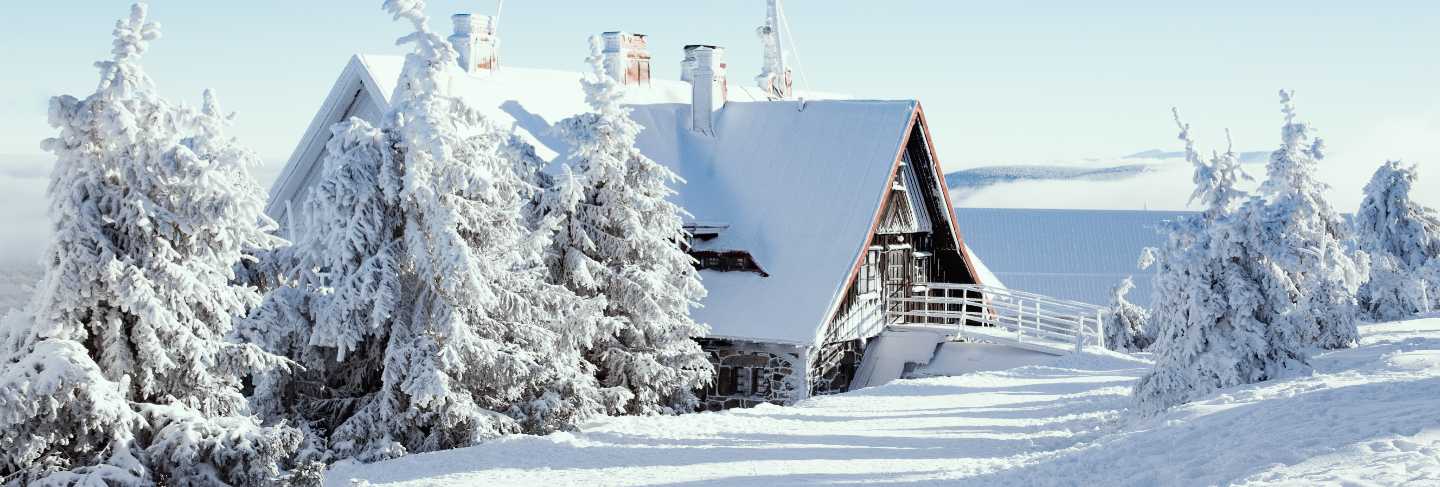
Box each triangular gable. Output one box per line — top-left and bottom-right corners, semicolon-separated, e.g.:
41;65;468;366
818;106;984;341
876;158;933;235
266;55;395;224
912;105;985;288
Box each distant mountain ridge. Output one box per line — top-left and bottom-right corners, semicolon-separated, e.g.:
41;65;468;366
947;148;1269;192
946;164;1153;190
1124;148;1271;164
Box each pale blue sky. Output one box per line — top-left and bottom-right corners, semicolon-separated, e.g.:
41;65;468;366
2;1;1437;171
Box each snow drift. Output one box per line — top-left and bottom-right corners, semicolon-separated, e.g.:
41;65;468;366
325;319;1440;486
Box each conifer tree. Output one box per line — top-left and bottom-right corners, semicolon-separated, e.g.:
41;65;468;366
1253;91;1362;349
542;37;713;415
1355;160;1440;320
1104;276;1153;352
0;4;298;484
243;0;607;461
1135;111;1306;414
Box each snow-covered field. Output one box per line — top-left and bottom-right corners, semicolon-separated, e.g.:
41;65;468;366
328;319;1440;486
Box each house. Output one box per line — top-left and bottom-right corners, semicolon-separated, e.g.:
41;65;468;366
265;7;984;411
954;208;1191;308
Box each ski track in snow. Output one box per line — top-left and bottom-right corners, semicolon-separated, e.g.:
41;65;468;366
327;320;1440;486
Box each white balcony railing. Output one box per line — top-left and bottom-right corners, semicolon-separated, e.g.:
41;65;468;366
884;283;1107;354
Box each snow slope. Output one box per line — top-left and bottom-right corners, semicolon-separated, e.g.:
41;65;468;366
955;208;1187;307
327;319;1440;486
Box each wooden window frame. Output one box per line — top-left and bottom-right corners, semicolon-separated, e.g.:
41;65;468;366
717;367;737;395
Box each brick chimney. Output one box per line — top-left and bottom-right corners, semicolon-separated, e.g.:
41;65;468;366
682;45;726;135
601;32;651;86
450;14;498;73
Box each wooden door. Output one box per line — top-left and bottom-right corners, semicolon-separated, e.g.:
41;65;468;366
882;247;911;299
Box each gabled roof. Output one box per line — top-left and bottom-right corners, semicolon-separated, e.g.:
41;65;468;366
268;54;939;346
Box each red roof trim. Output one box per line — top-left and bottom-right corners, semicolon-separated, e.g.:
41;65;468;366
817;103;985;343
915;104;983;286
817;105;920;337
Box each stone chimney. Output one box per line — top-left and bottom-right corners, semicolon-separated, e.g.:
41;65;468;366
682;45;726;135
601;32;651;86
450;14;498;73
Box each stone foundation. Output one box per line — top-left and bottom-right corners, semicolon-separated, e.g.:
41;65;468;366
811;338;864;396
695;338;806;411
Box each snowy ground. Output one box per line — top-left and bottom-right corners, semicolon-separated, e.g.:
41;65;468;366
329;319;1440;486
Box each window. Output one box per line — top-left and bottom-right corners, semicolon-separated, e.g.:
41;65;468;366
717;367;737;395
860;249;881;295
913;255;930;285
751;368;770;395
690;251;769;277
736;367;751;396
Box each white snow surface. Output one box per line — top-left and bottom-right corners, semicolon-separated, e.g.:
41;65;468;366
912;342;1058;377
326;319;1440;486
955;208;1188;307
848;328;947;390
268;55;920;346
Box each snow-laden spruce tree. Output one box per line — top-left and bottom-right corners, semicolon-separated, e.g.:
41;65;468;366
243;0;607;462
0;4;298;484
1426;260;1440;308
239;120;400;467
1104;276;1153;352
1355;160;1440;320
1252;91;1362;349
542;37;713;415
1360;256;1430;321
1134;111;1307;414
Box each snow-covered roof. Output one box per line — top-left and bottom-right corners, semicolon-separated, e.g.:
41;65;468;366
269;55;938;346
954;208;1192;308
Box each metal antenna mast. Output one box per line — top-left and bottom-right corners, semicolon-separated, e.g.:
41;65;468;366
494;0;504;31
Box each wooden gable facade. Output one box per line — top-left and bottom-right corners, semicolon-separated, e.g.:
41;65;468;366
811;107;979;395
685;106;980;408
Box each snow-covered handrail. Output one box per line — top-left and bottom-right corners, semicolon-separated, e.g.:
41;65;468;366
831;292;886;342
885;283;1107;353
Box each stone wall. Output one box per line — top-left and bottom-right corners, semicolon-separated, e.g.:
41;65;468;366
810;338;864;396
695;338;806;411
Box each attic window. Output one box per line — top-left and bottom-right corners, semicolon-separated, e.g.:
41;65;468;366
692;250;769;277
